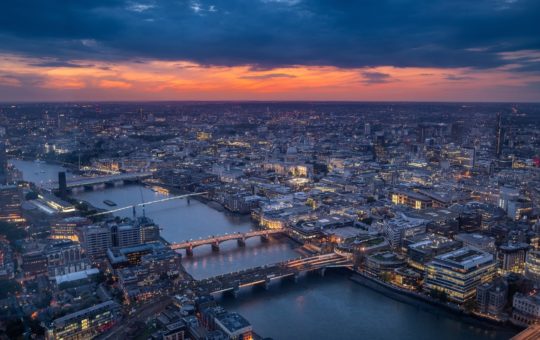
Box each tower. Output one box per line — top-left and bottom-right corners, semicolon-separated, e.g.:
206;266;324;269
495;112;504;159
0;140;7;185
58;171;67;197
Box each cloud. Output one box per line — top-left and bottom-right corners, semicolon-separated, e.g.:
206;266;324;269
127;2;155;13
361;71;392;85
0;0;538;72
239;73;296;80
98;79;132;88
444;74;475;81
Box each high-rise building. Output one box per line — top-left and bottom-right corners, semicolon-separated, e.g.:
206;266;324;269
83;225;112;259
496;112;504;158
58;171;67;197
0;140;7;185
424;247;496;303
0;184;24;224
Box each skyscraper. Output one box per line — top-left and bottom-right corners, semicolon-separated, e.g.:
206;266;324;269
0;140;7;185
58;171;67;197
496;112;504;159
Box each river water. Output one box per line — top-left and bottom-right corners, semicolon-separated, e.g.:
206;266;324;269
12;160;518;339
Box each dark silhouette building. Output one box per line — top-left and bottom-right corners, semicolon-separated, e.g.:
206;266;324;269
58;171;67;197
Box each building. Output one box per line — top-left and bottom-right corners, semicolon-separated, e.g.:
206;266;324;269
83;225;112;259
497;242;529;274
0;184;24;224
365;251;405;278
454;233;496;253
45;240;91;281
46;300;121;340
383;214;427;249
476;279;508;318
405;234;462;270
496;112;504;158
113;223;141;248
391;189;432;210
0;140;6;184
525;250;540;283
512;292;540;327
424;247;496;303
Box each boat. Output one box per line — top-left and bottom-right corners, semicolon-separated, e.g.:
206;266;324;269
103;200;117;207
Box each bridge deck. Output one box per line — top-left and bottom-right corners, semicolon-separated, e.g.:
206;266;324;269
170;229;284;250
40;172;152;190
194;253;352;294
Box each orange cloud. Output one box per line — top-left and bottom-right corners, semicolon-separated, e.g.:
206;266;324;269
98;79;132;89
0;53;539;101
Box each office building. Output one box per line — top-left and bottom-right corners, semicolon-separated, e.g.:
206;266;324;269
405;234;462;270
83;225;112;259
476;278;508;317
0;184;24;224
497;242;529;274
0;140;6;184
424;247;496;303
525;250;540;283
383;214;427;249
454;233;496;253
45;240;91;280
46;300;121;340
512;292;540;327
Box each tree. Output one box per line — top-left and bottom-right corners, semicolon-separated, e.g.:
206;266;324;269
0;280;22;299
25;191;38;200
0;221;27;244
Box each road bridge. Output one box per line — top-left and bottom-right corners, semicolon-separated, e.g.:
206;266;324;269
41;172;153;191
195;253;352;295
170;229;284;256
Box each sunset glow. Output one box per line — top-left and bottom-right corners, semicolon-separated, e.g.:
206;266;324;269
1;54;539;101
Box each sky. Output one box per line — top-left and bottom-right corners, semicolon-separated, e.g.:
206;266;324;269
0;0;539;102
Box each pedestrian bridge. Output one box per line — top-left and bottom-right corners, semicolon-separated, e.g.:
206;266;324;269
170;229;284;256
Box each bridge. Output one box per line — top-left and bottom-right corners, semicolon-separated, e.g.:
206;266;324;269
88;192;208;217
195;253;353;295
170;229;284;256
40;172;153;191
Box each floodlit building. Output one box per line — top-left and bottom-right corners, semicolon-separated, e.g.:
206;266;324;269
46;300;121;340
424;247;496;303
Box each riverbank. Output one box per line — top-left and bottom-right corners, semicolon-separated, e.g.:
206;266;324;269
350;271;521;334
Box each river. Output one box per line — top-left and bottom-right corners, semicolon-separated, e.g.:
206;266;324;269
12;160;518;339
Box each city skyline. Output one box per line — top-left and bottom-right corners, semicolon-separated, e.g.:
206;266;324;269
1;1;540;102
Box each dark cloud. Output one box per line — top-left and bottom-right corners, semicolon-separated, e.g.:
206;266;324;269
361;71;393;85
444;74;476;81
29;60;92;68
0;0;539;71
239;73;296;80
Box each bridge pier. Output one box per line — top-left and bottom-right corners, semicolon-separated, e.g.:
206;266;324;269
260;234;270;243
93;183;106;190
186;246;194;257
319;267;327;277
237;238;246;247
294;273;300;283
265;277;271;290
211;242;220;252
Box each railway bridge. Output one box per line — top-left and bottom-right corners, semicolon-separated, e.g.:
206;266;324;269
195;253;353;296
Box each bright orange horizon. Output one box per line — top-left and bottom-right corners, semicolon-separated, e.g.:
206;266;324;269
1;54;539;102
